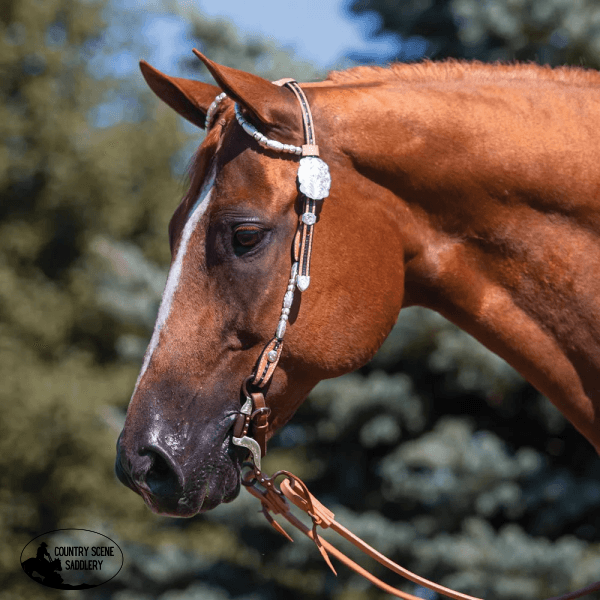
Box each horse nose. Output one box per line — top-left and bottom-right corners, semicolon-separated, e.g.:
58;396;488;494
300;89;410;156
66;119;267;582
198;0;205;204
116;438;184;501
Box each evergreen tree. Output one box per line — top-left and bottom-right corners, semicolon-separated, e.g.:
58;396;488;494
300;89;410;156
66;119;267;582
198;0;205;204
348;0;600;68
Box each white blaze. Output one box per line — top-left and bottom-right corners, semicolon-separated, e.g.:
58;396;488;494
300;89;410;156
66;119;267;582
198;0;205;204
131;168;217;397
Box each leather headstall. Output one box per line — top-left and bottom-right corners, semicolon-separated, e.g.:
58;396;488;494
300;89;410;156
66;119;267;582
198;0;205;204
226;78;331;467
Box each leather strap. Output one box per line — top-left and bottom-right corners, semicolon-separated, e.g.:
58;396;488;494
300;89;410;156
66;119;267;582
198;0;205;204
249;391;269;457
244;468;600;600
250;337;282;388
284;81;319;156
295;196;316;286
283;80;320;290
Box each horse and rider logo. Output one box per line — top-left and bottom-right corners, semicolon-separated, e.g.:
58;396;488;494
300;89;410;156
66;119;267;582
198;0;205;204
21;542;65;587
20;529;123;590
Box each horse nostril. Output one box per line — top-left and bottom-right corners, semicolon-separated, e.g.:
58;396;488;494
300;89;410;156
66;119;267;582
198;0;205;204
138;447;183;499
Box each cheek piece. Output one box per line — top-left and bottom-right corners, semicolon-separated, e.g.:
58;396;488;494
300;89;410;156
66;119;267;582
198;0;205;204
205;80;331;466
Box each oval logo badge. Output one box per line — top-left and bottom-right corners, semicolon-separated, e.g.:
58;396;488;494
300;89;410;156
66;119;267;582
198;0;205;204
21;529;123;590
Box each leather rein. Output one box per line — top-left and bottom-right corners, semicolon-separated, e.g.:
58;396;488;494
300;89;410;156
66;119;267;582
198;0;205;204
206;82;600;600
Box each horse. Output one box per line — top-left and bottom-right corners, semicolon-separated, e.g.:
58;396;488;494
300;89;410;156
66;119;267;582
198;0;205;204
115;52;600;525
22;557;63;586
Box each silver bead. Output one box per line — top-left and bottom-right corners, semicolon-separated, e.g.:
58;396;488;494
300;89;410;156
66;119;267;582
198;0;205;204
280;314;288;321
276;320;287;339
301;212;317;225
282;308;290;316
267;350;278;362
242;122;255;137
205;93;227;129
283;291;294;308
267;139;284;152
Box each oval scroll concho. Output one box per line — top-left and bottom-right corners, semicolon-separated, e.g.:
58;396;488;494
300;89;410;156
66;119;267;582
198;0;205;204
297;156;331;200
21;529;123;590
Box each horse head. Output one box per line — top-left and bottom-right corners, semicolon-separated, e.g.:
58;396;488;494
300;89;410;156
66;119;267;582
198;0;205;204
115;52;405;516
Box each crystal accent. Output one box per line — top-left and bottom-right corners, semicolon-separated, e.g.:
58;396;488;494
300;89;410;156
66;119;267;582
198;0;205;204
302;212;317;225
297;157;331;200
267;350;278;362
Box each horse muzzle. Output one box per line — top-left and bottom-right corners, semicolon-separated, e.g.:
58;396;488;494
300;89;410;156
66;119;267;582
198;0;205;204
115;421;244;517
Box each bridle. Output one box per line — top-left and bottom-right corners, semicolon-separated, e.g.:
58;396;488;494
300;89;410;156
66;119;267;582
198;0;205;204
205;78;331;469
202;81;600;600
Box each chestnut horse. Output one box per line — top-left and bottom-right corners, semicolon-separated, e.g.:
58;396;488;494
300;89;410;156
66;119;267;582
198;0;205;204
116;53;600;522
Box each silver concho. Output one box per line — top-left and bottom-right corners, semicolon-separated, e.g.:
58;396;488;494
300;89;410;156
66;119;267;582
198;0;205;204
301;212;317;225
297;157;331;200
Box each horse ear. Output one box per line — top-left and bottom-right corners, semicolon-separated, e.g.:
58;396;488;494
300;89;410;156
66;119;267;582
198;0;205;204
192;49;295;128
139;60;221;129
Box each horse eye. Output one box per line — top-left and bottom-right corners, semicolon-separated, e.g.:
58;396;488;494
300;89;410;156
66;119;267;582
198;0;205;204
232;226;265;255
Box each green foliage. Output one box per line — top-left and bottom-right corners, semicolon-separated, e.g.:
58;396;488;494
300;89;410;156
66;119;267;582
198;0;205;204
349;0;600;68
0;1;322;598
0;0;189;596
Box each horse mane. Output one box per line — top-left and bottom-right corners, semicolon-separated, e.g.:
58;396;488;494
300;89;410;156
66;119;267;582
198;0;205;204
326;59;600;87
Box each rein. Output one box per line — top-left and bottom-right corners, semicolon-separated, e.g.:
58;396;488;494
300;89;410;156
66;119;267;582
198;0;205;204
206;81;600;600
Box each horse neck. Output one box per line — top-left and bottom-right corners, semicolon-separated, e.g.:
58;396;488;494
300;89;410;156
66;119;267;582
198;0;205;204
325;75;600;452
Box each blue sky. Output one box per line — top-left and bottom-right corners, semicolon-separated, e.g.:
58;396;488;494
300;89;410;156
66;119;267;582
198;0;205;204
191;0;398;67
135;0;401;74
